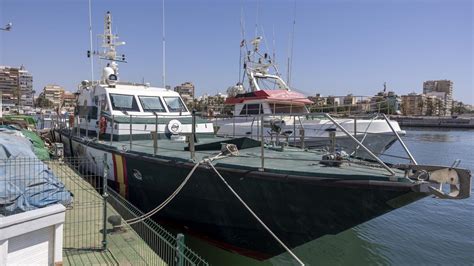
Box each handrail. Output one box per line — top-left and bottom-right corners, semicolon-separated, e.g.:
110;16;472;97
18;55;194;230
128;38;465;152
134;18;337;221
382;114;417;165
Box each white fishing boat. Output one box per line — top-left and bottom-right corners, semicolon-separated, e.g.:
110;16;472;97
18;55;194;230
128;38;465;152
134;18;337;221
216;37;405;158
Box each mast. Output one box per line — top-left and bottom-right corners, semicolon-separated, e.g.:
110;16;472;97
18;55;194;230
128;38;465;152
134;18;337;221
96;12;126;83
287;0;296;89
88;0;94;83
162;0;166;88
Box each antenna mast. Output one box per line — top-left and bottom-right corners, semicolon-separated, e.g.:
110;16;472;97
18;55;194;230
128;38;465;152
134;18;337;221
88;0;94;82
162;0;166;88
287;0;296;89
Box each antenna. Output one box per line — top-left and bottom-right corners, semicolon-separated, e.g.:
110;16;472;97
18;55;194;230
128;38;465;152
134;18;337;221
272;24;276;65
88;0;94;82
239;6;244;83
255;0;259;38
287;0;296;89
162;0;166;88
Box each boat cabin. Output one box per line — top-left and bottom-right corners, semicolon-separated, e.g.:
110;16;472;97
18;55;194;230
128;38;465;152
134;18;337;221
74;73;213;141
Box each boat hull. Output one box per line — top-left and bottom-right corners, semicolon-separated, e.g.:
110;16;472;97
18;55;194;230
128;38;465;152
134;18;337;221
55;129;428;259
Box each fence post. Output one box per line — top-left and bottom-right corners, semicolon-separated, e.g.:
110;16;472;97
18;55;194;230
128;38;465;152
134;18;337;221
110;115;114;145
85;116;89;138
176;233;185;266
353;118;357;158
190;110;196;161
129;115;133;150
232;115;235;138
102;154;109;250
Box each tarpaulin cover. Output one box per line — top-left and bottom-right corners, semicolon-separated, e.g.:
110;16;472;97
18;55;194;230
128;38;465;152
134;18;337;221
0;129;72;216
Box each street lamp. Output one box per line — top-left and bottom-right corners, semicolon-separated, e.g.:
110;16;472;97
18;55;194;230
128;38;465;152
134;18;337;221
0;22;12;31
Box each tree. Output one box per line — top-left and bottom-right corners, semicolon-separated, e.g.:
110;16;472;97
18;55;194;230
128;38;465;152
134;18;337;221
36;96;54;108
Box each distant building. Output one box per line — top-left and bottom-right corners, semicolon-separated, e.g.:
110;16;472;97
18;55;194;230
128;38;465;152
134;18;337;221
343;94;357;106
174;82;195;107
423;80;453;116
196;93;227;116
0;65;34;111
62;91;76;112
308;94;326;107
40;85;65;108
401;93;443;116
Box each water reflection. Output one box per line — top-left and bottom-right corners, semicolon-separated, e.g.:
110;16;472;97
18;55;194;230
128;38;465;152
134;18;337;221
184;225;389;266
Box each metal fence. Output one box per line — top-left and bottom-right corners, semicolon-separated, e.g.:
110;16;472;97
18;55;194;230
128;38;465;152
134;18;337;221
108;188;209;266
0;157;208;265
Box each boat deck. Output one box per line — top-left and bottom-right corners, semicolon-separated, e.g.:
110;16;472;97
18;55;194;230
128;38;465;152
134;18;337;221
104;136;407;182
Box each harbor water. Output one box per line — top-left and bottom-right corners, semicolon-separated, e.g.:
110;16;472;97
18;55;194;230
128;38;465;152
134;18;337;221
185;128;474;265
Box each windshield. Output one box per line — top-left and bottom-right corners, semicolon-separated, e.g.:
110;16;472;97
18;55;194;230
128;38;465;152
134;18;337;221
139;96;166;112
163;97;187;112
109;94;140;112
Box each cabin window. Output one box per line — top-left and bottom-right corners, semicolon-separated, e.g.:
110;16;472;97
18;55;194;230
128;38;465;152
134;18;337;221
109;94;139;112
240;104;262;115
272;104;307;114
163;97;187;112
139;96;166;112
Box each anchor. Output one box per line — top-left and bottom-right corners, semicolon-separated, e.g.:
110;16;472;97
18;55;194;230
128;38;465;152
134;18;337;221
404;161;471;200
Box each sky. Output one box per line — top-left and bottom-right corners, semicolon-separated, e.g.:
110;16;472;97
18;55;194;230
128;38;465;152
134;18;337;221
0;0;473;104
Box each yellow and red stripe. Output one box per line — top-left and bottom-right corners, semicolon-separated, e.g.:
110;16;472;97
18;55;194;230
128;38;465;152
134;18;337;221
112;153;128;198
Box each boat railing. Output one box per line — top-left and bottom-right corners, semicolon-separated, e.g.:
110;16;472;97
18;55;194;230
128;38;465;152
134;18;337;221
211;112;416;175
52;111;416;176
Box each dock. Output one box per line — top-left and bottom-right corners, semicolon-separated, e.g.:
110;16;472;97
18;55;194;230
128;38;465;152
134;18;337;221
391;115;474;129
44;159;208;266
48;161;166;265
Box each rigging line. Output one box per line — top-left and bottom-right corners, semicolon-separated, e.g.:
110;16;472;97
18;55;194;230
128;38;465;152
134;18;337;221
207;162;305;266
88;0;94;82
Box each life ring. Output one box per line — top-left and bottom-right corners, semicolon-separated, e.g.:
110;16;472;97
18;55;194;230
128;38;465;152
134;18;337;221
99;116;107;134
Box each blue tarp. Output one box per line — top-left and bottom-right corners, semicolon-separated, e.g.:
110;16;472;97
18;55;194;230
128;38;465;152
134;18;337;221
0;129;72;216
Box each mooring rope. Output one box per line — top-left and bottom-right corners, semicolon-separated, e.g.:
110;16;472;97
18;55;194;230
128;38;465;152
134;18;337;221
118;149;305;265
207;162;305;266
123;161;202;225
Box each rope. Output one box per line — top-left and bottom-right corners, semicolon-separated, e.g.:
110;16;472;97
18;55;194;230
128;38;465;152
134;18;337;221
123;161;201;225
207;162;305;266
122;152;229;225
